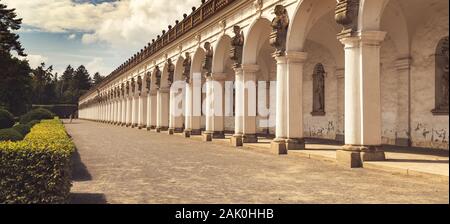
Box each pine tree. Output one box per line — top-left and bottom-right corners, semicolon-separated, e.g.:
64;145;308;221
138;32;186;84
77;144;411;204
0;2;25;56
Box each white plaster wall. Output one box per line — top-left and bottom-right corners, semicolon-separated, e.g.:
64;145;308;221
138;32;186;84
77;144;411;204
302;41;338;140
410;11;449;149
380;36;401;145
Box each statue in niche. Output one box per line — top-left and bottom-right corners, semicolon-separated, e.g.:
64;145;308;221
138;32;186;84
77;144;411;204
121;83;125;96
312;63;326;116
131;78;136;93
230;25;244;67
137;76;143;92
269;5;289;56
202;42;213;77
167;58;175;86
183;52;192;83
335;0;360;38
154;65;162;89
433;36;449;115
126;81;130;95
145;72;151;91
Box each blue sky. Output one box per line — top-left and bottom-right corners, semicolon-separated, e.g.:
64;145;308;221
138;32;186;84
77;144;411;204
4;0;197;76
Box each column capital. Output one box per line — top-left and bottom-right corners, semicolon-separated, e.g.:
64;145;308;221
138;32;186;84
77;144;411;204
359;31;387;45
273;55;287;64
212;72;227;81
241;64;259;73
395;57;412;71
286;51;308;63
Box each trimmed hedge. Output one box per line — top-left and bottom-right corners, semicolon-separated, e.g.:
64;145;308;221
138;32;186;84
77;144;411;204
27;120;40;128
0;109;15;129
0;128;24;142
12;124;31;136
0;119;75;204
19;108;55;124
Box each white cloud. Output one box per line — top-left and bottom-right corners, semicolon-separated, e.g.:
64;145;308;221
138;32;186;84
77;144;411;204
67;33;77;40
26;54;48;68
86;57;110;76
5;0;197;50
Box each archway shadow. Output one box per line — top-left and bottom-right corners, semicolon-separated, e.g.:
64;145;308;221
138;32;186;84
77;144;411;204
69;193;108;204
71;148;92;181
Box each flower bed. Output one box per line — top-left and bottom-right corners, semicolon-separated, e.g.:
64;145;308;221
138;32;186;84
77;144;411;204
0;118;75;204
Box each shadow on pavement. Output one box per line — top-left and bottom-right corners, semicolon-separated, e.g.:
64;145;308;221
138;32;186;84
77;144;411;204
71;148;92;181
69;193;108;204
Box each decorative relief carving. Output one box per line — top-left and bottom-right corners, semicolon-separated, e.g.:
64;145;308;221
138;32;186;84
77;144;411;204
137;76;143;92
230;25;244;68
312;63;326;116
183;52;192;83
269;5;289;56
145;72;151;91
167;58;175;86
335;0;360;39
154;65;162;89
202;42;213;77
432;36;449;115
131;77;136;93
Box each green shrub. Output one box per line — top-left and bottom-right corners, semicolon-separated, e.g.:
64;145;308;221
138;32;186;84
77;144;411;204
0;118;75;204
0;128;24;142
19;108;55;124
13;124;31;136
27;120;40;128
0;109;15;129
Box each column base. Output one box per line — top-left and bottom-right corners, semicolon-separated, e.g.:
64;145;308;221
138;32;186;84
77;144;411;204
212;131;225;139
230;134;243;147
202;131;213;142
138;125;146;130
337;145;386;168
243;134;258;143
168;128;175;135
132;124;138;128
184;129;191;138
126;123;131;127
155;127;168;133
285;138;305;150
270;138;288;155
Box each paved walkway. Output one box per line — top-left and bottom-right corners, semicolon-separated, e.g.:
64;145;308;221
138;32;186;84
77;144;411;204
65;120;449;204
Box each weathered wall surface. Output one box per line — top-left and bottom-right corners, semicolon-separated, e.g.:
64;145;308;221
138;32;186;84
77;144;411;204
410;10;449;149
302;41;339;140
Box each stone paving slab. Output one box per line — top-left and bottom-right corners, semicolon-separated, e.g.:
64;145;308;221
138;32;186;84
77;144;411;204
65;120;449;204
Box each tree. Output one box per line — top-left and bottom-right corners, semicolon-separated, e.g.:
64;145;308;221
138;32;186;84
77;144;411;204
0;55;32;115
31;62;56;104
0;2;25;56
0;2;32;115
72;65;92;91
93;72;105;86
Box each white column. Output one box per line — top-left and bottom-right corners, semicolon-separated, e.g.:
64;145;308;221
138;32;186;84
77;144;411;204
184;82;193;137
202;76;215;141
131;94;137;127
271;56;288;153
146;91;152;130
286;52;308;150
126;96;131;126
148;90;157;130
337;31;387;167
138;92;145;129
231;67;244;146
242;64;259;143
